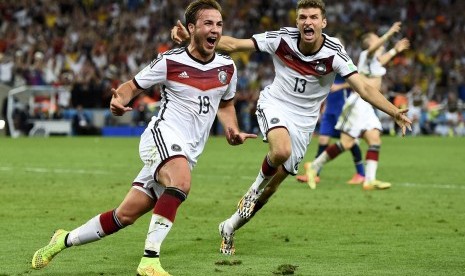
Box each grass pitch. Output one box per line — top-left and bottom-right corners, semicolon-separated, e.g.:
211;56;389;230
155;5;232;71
0;136;464;275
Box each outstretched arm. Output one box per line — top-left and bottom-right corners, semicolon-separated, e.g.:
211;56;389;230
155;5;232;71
217;100;257;145
216;36;255;53
330;74;371;92
346;73;412;135
171;20;255;53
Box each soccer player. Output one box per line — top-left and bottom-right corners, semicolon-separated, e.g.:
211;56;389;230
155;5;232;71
172;0;411;256
31;1;256;275
304;22;411;191
295;74;366;185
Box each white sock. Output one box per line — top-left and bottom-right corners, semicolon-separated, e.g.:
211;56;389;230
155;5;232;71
312;151;331;172
144;214;173;256
227;212;248;232
249;171;272;196
68;215;105;246
365;160;378;182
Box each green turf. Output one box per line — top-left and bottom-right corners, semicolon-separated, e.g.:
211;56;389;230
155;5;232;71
0;136;464;275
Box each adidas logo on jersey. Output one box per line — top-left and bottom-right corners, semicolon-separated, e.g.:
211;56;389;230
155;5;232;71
178;71;189;78
284;55;293;61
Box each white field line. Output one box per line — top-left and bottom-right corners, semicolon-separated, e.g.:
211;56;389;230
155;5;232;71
396;182;465;190
1;166;464;190
194;175;465;190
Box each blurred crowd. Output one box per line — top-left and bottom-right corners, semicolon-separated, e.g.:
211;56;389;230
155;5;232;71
1;0;464;136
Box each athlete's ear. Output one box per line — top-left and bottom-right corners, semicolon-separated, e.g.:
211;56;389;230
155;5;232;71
322;18;327;29
188;23;195;34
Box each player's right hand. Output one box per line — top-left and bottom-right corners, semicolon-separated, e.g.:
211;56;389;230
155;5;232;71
226;127;257;146
110;88;132;116
171;20;190;44
394;108;412;136
389;21;402;35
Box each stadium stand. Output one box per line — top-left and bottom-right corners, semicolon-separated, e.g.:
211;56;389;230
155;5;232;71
0;0;464;136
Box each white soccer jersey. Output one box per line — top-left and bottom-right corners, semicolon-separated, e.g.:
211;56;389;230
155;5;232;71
252;28;357;131
335;49;386;137
357;49;386;77
134;47;237;150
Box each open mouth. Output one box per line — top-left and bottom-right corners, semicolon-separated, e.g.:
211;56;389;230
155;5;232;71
206;37;217;47
303;27;314;38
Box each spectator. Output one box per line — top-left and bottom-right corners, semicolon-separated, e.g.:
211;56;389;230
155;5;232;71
72;105;99;135
0;0;464;131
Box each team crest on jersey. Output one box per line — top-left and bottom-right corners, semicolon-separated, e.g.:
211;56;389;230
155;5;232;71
171;144;182;152
315;62;327;75
271;118;280;124
218;70;228;84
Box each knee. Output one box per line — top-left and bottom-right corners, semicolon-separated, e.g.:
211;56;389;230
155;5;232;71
158;170;191;194
340;140;355;150
172;180;191;195
115;209;139;226
270;146;291;165
368;138;382;146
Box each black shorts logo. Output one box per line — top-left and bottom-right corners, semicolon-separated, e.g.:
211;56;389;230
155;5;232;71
171;144;182;152
271;118;280;124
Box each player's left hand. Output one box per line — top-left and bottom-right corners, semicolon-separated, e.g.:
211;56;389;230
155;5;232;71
171;20;190;44
226;127;257;145
394;108;412;136
394;38;410;53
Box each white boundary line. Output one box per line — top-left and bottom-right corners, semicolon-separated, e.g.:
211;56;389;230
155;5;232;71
396;182;465;190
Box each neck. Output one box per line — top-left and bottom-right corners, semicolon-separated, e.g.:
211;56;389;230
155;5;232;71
299;35;324;55
187;45;213;63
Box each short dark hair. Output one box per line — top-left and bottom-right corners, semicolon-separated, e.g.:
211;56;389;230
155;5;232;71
184;0;222;27
297;0;326;18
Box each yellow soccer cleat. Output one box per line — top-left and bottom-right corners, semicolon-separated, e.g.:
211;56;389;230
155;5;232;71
363;180;392;190
296;174;320;185
32;229;69;269
303;162;318;189
137;257;171;276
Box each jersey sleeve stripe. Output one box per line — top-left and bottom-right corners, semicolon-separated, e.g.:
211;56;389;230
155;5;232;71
337;52;350;62
221;97;234;102
324;44;350;62
251;37;260;52
341;71;358;79
216;53;233;60
324;39;351;62
132;78;143;89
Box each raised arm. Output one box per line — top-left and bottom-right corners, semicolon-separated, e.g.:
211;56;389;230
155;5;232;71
378;38;410;66
217;36;255;53
367;21;401;56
